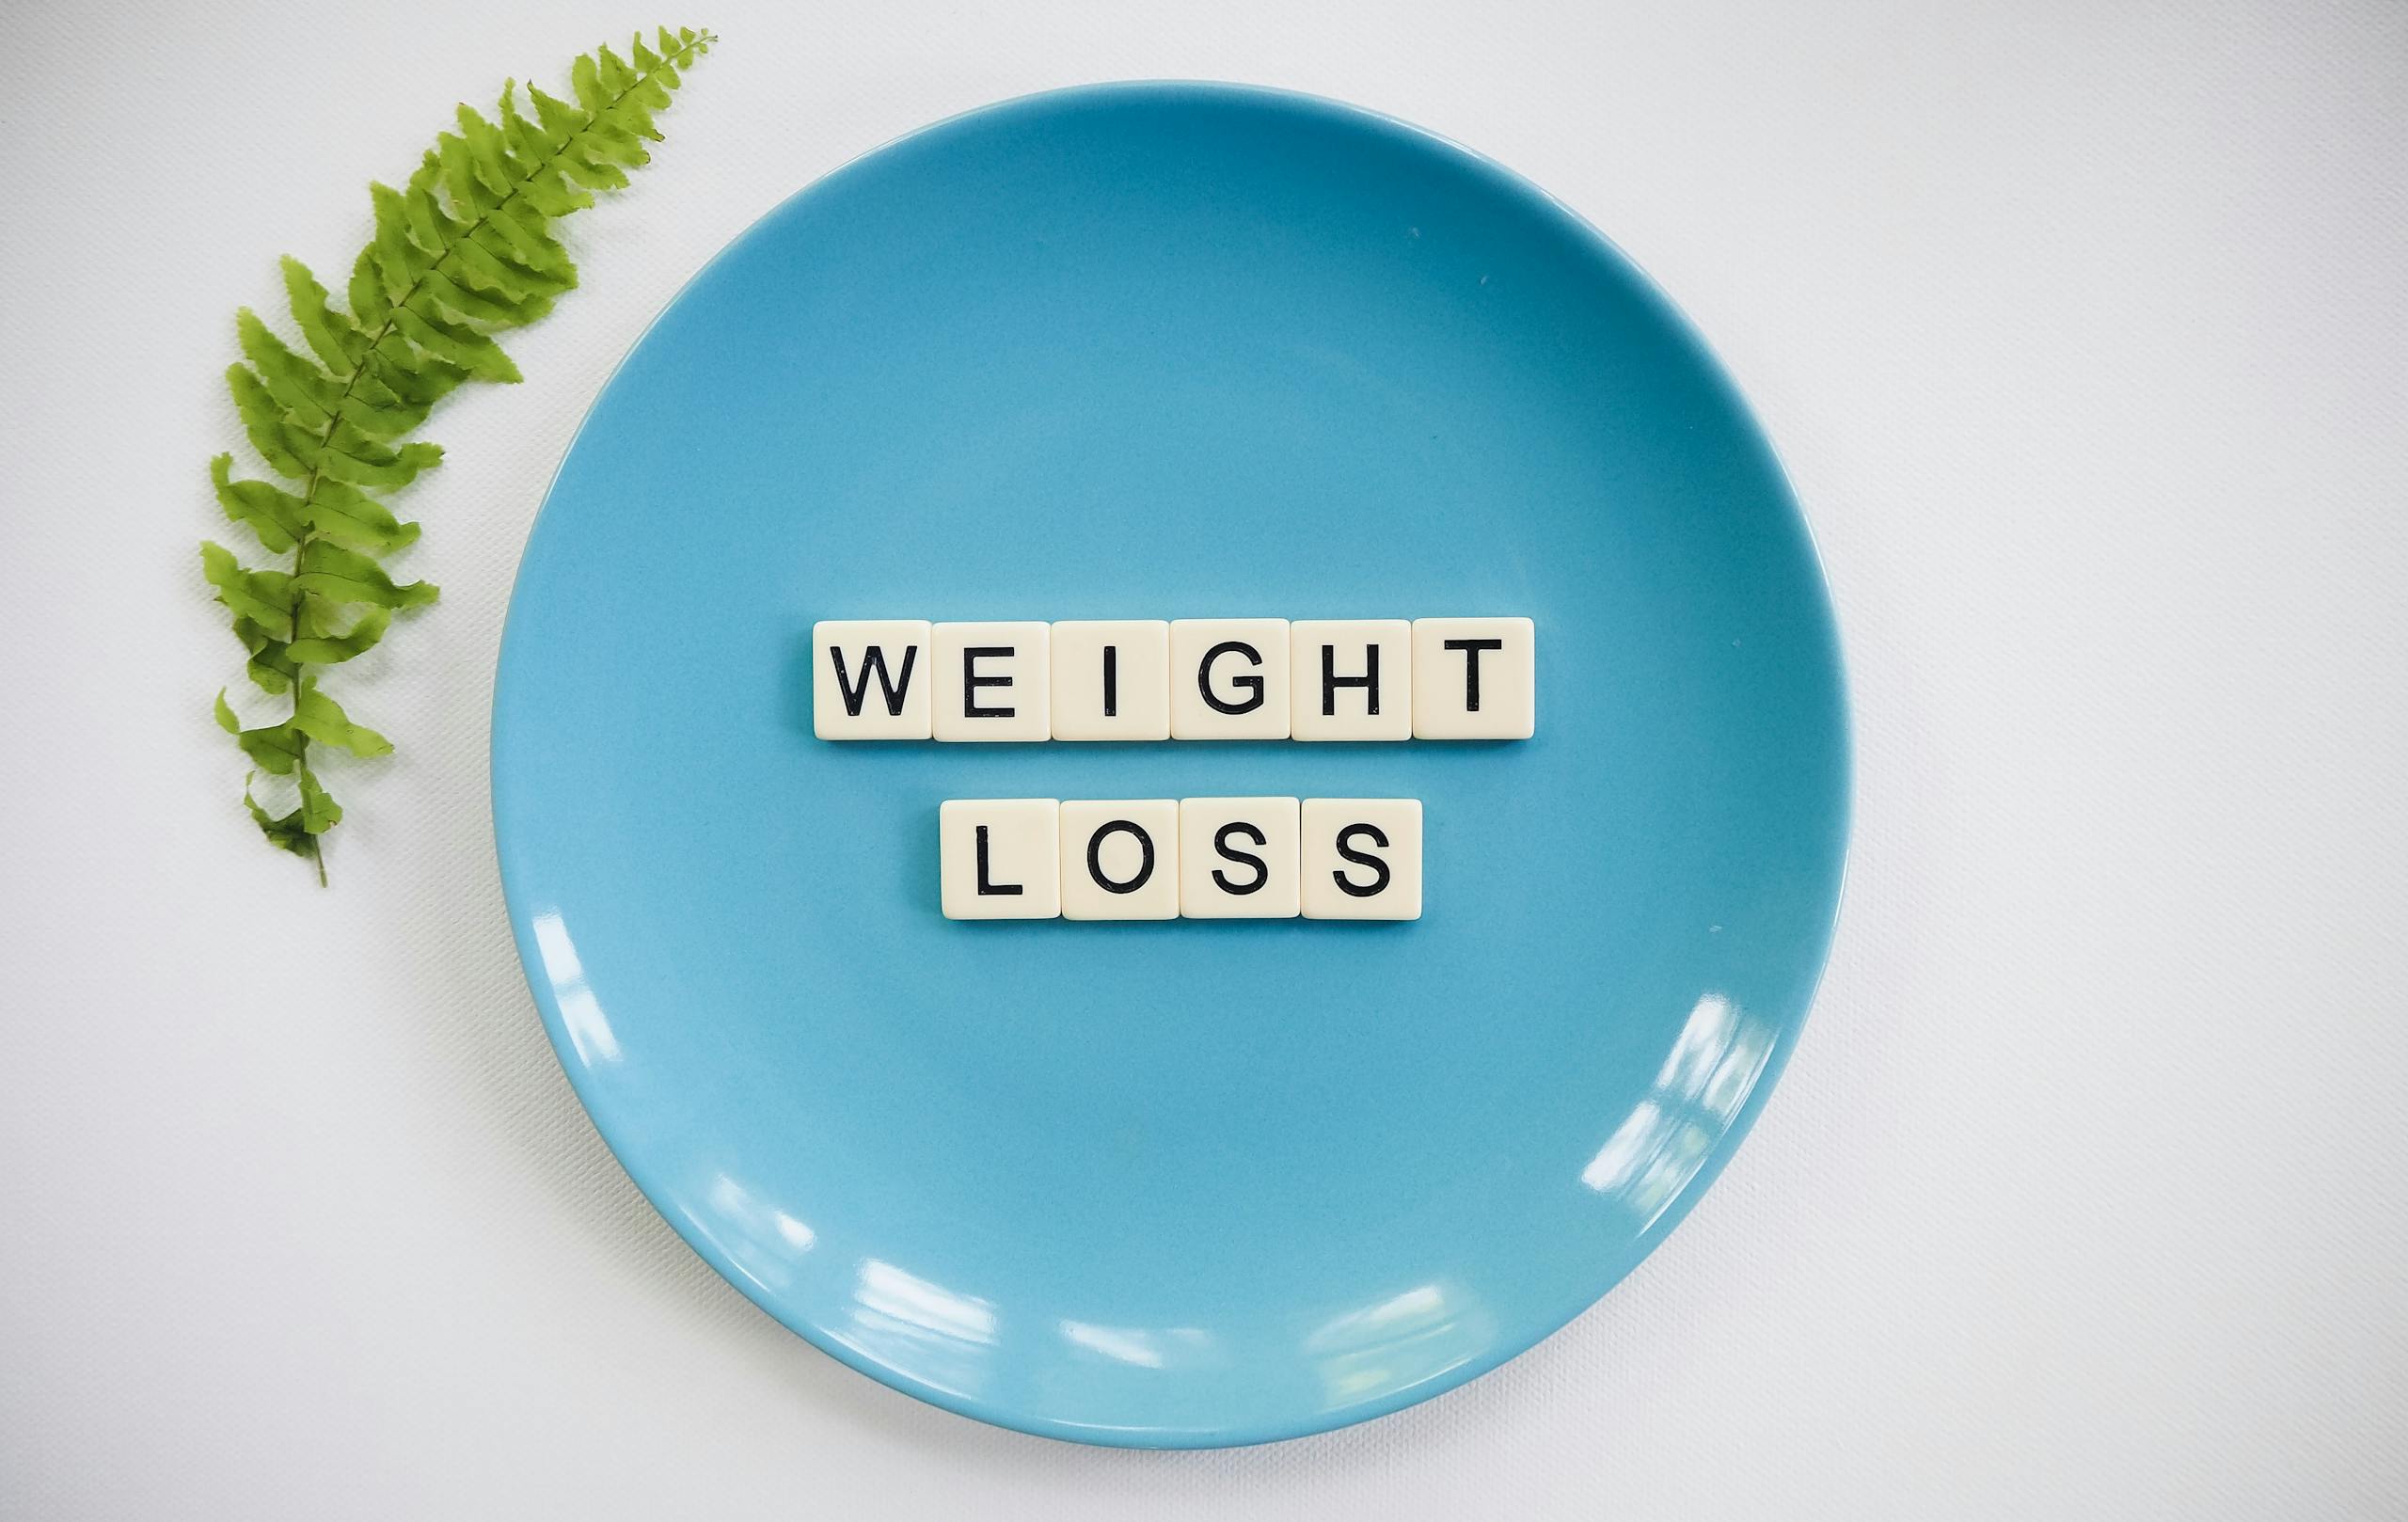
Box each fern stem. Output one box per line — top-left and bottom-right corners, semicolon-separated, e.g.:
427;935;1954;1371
273;31;712;880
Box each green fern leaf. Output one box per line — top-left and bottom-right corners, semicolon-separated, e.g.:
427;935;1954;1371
314;430;443;490
215;691;306;776
291;540;438;609
236;312;342;424
245;775;326;866
209;454;306;553
286;608;393;666
392;301;521;382
201;541;295;642
347;247;390;329
280;257;367;373
204;25;714;880
300;480;420;554
289;678;394;758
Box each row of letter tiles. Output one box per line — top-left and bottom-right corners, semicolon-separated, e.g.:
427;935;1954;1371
938;799;1423;921
814;619;1534;741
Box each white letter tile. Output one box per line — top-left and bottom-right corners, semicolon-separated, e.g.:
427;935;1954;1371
1059;799;1180;920
1049;620;1171;741
1290;619;1413;741
1411;617;1534;739
813;620;932;739
940;799;1061;919
1168;619;1291;739
1178;797;1302;918
933;621;1051;742
1301;798;1422;920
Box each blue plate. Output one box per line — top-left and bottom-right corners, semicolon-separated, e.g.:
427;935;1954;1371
494;82;1849;1448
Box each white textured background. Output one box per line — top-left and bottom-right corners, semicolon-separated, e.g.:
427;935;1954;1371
4;1;2404;1515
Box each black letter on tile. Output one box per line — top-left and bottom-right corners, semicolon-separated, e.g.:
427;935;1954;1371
828;643;919;717
974;825;1022;896
1102;644;1118;718
1443;638;1505;711
1333;823;1392;898
963;646;1015;718
1321;643;1380;716
1199;642;1266;714
1086;820;1155;894
1212;822;1270;895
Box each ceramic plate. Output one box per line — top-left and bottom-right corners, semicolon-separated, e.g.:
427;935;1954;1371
493;82;1848;1447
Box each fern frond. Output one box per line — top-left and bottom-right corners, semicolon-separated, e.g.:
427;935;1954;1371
205;26;714;880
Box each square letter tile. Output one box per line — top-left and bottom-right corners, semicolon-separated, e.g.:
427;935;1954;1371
1179;797;1301;918
1059;800;1180;920
933;622;1051;742
1049;621;1170;741
1301;799;1422;920
813;620;932;739
1411;617;1535;739
940;799;1061;919
1290;619;1413;741
1168;619;1291;739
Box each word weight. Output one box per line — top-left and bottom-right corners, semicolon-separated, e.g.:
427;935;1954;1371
816;618;1533;742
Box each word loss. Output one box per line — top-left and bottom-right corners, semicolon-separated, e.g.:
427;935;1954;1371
814;618;1535;742
940;798;1423;921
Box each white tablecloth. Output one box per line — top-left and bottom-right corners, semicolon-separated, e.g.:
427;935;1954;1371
5;1;2403;1514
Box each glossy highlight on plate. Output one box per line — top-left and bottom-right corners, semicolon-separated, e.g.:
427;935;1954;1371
493;81;1849;1447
